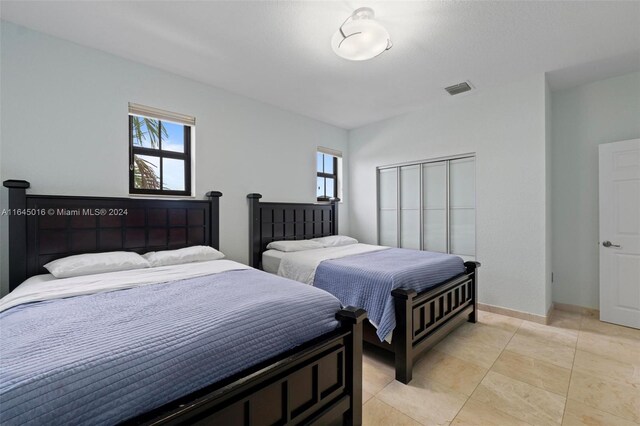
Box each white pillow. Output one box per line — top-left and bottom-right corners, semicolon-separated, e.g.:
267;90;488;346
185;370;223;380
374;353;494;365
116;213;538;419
266;240;324;252
143;245;225;267
44;251;150;278
311;235;358;247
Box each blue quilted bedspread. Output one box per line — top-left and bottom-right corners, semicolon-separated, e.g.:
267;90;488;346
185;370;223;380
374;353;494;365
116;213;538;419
314;249;465;341
0;269;341;426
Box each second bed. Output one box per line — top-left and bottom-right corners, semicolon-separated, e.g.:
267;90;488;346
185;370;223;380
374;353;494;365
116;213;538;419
248;193;480;384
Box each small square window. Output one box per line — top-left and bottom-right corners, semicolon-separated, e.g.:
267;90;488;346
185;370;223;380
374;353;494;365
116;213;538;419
129;112;192;196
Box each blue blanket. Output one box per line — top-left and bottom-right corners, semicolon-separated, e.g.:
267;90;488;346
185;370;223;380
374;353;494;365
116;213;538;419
0;269;341;426
314;249;465;341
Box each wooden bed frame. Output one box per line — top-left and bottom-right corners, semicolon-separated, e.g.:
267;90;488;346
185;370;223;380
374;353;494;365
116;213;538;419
3;180;365;426
247;193;480;384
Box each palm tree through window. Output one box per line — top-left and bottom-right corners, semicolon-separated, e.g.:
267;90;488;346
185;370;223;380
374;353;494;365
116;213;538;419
129;115;191;196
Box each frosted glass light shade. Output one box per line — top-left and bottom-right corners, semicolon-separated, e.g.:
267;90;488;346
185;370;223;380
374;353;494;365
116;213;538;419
331;8;391;61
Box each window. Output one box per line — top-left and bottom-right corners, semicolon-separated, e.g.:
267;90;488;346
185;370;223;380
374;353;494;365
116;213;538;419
128;103;194;196
316;148;341;201
377;155;475;258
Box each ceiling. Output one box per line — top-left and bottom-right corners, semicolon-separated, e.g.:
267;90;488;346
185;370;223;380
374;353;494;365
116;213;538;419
2;1;639;129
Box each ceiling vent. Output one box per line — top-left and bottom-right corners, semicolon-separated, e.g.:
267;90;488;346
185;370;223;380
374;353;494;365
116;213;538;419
445;82;472;96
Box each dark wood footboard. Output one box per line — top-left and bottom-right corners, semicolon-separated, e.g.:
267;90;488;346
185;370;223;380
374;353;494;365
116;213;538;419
127;307;367;426
366;261;479;384
246;193;480;386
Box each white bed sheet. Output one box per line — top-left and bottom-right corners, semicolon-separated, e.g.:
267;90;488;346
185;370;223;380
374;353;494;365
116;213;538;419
262;250;287;274
275;243;389;284
0;260;251;313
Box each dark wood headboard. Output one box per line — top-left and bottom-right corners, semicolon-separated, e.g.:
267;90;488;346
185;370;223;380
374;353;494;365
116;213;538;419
3;180;222;291
247;193;338;269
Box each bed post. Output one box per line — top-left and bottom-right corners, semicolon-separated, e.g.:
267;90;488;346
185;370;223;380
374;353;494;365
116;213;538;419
3;180;30;290
206;191;223;251
247;193;262;269
330;198;339;235
464;261;481;323
336;306;366;426
391;288;417;384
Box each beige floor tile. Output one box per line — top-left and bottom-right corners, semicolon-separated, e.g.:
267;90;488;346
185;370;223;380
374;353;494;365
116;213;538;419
435;334;504;369
452;398;531;426
491;350;571;396
451;322;516;349
576;330;640;366
363;397;422;426
573;349;640;387
378;376;467;426
567;370;640;423
471;371;566;426
363;353;395;396
413;349;488;396
478;310;523;333
548;311;582;331
580;309;599;319
364;348;395;371
518;320;578;347
506;332;576;369
360;311;640;426
562;399;637;426
363;389;374;405
580;317;640;341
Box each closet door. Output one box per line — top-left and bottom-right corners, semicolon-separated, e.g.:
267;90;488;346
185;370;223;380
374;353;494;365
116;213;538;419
422;162;447;252
378;168;398;247
449;158;475;256
400;165;421;249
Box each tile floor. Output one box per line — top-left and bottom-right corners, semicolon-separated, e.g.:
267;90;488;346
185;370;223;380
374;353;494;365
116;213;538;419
362;309;640;426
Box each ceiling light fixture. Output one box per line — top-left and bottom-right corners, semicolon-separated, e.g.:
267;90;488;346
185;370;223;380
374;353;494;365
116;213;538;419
331;7;392;61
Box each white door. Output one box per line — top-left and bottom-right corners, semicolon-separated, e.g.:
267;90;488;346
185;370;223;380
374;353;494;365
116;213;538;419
599;139;640;329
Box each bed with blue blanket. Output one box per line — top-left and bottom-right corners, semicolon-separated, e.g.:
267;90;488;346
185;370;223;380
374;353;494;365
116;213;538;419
1;182;366;426
248;193;480;384
314;248;467;342
0;263;350;425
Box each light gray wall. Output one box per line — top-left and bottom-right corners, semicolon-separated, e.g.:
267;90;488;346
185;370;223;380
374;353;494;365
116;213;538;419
551;71;640;309
348;74;551;316
0;22;349;295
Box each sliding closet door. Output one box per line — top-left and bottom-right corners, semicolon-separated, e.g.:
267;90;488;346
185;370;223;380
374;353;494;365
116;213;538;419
449;158;476;256
378;168;398;247
400;165;421;249
378;155;475;257
422;162;447;252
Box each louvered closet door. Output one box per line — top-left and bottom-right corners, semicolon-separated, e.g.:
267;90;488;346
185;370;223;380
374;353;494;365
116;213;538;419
378;168;398;247
423;162;447;252
400;165;421;249
450;158;476;256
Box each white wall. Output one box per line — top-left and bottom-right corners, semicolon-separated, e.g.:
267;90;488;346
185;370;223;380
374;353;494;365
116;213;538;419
0;22;349;295
348;74;551;316
551;72;640;309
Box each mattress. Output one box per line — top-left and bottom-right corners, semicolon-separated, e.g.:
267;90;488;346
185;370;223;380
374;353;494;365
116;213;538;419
0;261;341;426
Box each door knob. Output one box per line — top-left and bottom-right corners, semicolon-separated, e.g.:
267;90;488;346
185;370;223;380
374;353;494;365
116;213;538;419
602;241;621;248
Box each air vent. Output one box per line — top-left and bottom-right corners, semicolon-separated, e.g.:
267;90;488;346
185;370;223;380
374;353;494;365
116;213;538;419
445;82;472;96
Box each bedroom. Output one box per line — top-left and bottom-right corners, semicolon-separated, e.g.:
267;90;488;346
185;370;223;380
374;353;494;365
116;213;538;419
0;1;639;425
